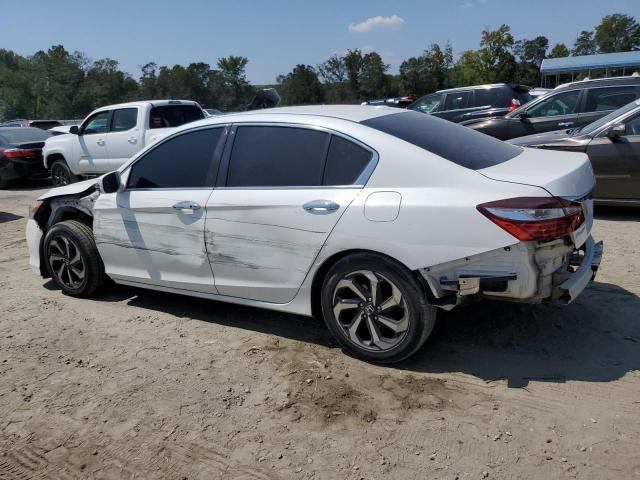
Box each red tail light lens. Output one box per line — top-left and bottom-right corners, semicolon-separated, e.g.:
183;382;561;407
507;98;521;113
4;148;36;158
477;197;585;241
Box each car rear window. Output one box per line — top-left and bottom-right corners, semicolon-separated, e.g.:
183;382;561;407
361;111;522;170
149;104;205;129
0;128;52;144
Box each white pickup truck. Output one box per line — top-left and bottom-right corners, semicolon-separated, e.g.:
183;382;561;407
43;100;205;186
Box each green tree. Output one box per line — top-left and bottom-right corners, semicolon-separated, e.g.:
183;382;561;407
398;42;453;95
572;30;597;56
138;62;158;100
78;58;138;110
453;50;486;86
514;36;548;85
217;55;254;110
595;14;640;53
360;52;393;99
478;24;517;83
318;54;350;103
549;43;570;58
277;64;324;105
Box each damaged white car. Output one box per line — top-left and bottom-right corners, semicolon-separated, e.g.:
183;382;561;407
26;106;603;363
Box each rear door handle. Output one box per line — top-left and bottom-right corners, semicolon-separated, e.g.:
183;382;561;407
128;138;137;144
96;139;106;146
303;200;340;215
172;201;201;213
558;122;574;128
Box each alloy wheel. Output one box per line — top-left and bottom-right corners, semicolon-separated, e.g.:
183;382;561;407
332;270;409;352
48;235;86;289
51;164;70;186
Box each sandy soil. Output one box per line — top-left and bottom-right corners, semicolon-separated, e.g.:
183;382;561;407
1;182;639;480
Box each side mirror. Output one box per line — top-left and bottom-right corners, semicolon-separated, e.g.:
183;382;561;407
517;111;530;121
69;125;79;135
99;171;121;194
606;123;626;140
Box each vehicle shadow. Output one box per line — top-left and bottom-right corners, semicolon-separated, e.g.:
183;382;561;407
399;281;640;387
73;278;640;389
594;205;640;222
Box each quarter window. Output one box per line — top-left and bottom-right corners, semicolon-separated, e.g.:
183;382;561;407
584;86;639;112
526;90;581;118
82;111;110;135
226;126;328;187
323;136;372;185
111;108;138;132
127;128;223;189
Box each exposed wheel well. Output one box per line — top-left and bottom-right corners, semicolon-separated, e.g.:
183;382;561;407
310;249;431;319
45;153;66;169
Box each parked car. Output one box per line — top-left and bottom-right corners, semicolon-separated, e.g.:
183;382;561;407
464;76;640;140
43;100;205;186
0;119;63;130
362;95;418;108
204;108;223;116
407;83;532;123
48;125;74;136
0;127;52;188
26;106;602;363
509;99;640;206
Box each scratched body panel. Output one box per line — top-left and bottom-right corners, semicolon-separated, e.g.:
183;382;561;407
205;189;360;303
94;189;217;293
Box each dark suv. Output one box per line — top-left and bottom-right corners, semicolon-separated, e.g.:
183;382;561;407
464;76;640;140
407;83;532;123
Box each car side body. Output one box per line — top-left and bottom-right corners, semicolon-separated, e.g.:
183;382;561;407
464;76;640;140
509;99;640;206
26;106;602;362
0;127;52;188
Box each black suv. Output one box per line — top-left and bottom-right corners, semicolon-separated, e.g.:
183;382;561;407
464;76;640;140
407;83;532;123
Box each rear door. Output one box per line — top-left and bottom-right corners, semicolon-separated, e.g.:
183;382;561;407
435;90;473;122
105;107;142;169
510;89;582;137
205;124;375;303
94;126;226;293
576;85;640;128
77;111;111;173
587;113;640;201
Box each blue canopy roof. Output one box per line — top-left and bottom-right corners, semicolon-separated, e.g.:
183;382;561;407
541;51;640;74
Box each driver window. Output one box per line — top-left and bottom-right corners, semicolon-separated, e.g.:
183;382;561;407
81;111;110;135
411;93;443;113
526;90;580;118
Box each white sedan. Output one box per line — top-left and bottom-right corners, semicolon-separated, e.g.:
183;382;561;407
26;106;603;363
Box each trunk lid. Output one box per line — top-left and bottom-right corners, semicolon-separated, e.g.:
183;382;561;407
477;147;595;198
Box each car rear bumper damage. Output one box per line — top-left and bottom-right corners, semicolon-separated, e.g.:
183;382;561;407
419;235;603;309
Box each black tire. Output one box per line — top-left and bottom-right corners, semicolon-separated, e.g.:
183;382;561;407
43;220;108;297
50;159;79;187
320;253;436;364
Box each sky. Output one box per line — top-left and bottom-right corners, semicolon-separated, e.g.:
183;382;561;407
3;0;639;84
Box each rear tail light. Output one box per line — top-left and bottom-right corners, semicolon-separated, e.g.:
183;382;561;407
507;98;521;113
477;197;584;241
4;148;37;158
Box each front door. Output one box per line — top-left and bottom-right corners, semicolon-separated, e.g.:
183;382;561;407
588;114;640;201
508;89;582;138
206;125;375;303
77;110;111;173
93;126;226;292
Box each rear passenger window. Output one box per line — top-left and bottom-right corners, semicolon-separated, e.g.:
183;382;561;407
226;126;328;187
323;136;372;185
476;88;509;108
127;128;222;189
443;91;472;110
584;86;639;112
111;108;137;132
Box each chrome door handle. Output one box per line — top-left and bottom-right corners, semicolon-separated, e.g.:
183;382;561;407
172;201;201;212
558;122;574;128
128;138;137;144
303;200;340;215
96;139;106;146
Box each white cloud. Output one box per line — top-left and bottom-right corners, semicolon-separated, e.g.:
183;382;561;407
348;15;405;33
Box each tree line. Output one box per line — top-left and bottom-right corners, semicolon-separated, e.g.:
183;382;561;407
1;13;638;121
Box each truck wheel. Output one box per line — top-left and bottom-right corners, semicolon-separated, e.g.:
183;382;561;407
51;160;79;187
43;220;109;297
320;253;436;364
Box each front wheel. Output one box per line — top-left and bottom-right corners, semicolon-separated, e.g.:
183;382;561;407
43;220;108;297
50;159;79;187
321;253;436;363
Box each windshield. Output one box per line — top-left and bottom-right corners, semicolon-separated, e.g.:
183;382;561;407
0;128;52;144
580;99;640;136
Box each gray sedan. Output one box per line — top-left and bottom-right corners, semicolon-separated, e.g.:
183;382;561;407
509;99;640;206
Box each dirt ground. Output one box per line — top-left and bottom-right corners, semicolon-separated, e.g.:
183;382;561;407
1;182;639;480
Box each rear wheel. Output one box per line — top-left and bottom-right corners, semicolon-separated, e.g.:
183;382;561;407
50;159;79;187
44;220;108;297
321;253;436;363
